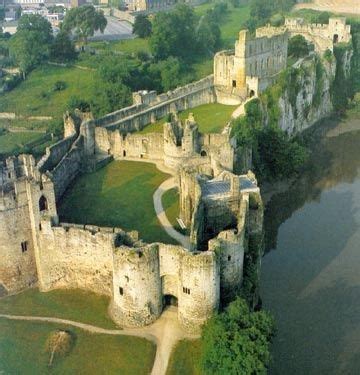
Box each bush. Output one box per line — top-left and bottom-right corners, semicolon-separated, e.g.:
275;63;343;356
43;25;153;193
288;35;311;58
133;15;152;38
53;80;67;91
67;96;91;113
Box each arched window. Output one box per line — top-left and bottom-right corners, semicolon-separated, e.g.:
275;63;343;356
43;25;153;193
200;150;207;157
333;34;339;44
39;195;48;212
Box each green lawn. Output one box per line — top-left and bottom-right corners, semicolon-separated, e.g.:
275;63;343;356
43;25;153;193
220;5;251;47
0;131;45;154
58;160;176;244
0;319;155;374
166;339;202;375
139;103;237;134
89;37;150;55
162;187;182;231
0;288;116;329
194;3;250;48
0;65;96;120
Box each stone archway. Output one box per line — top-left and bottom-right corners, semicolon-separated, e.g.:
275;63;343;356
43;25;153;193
163;294;178;307
161;274;179;310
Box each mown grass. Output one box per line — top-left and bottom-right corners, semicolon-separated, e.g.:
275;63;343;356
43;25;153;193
162;187;182;231
139;103;237;134
0;319;156;374
58;160;176;244
0;131;45;154
166;339;202;375
0;288;116;329
0;65;96;120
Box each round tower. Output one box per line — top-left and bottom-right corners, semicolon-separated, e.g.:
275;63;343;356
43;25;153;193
110;244;162;327
178;251;220;333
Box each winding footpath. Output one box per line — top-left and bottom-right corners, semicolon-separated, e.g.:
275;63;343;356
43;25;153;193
0;307;199;375
153;177;191;249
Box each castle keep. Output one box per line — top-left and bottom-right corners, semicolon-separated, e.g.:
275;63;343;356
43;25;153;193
0;18;351;332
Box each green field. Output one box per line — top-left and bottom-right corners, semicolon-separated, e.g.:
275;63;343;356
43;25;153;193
0;288;116;329
0;65;96;120
58;160;176;244
0;319;155;374
167;339;202;375
0;131;45;154
139;103;237;134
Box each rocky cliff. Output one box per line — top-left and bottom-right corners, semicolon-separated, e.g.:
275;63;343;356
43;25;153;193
261;46;353;134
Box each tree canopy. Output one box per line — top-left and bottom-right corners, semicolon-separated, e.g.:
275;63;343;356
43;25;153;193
9;14;53;77
201;297;275;375
288;35;311;58
133;14;152;38
62;5;107;44
150;4;221;61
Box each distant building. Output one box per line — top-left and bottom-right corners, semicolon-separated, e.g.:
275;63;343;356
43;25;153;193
2;21;18;34
70;0;86;7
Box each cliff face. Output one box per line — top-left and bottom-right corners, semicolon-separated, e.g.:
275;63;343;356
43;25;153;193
265;48;353;135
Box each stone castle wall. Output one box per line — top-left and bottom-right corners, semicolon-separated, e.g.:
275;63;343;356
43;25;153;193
110;241;220;332
37;135;77;174
36;221;125;296
47;135;84;200
284;17;352;53
214;29;288;103
0;182;37;294
89;75;215;134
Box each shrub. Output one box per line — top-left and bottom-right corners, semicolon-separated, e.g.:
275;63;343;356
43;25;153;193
53;80;67;91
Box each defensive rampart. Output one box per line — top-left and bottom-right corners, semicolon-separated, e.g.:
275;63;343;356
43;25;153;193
89;75;215;134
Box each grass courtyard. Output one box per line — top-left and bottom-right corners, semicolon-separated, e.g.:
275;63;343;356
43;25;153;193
139;103;237;134
58;160;177;244
0;288;116;329
0;319;155;374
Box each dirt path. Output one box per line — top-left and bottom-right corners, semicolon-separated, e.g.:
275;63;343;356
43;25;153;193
0;307;198;375
153;177;191;249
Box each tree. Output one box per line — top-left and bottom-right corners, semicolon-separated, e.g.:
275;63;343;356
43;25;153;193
288;35;310;58
150;4;197;61
148;57;184;91
62;5;107;45
196;11;221;54
50;31;77;62
133;14;152;38
9;14;53;77
201;297;275;375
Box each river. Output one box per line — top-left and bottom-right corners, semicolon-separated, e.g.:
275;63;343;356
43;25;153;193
260;106;360;375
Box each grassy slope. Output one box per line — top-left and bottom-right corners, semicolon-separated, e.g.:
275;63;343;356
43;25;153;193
139;103;237;134
0;319;155;375
0;288;116;329
0;131;44;154
166;339;202;375
58;160;176;244
0;65;96;119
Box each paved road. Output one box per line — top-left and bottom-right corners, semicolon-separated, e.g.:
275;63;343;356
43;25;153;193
90;17;134;42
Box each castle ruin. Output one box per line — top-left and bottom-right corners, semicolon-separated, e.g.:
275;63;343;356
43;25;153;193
0;18;351;332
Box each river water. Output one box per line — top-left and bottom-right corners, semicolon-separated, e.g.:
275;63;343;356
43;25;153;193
260;111;360;375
